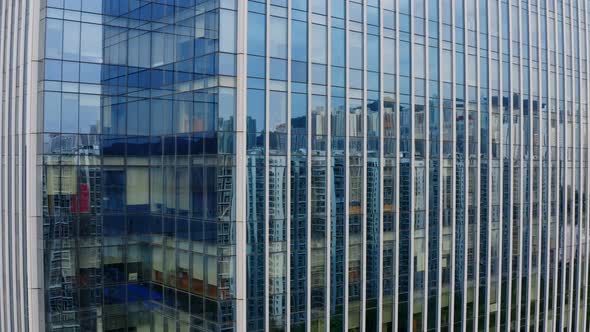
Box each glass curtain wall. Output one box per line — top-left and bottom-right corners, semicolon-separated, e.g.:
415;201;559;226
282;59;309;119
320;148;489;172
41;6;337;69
41;0;238;331
37;0;590;331
240;0;590;331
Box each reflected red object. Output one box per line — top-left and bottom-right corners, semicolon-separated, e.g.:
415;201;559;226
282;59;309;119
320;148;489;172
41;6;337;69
71;183;90;213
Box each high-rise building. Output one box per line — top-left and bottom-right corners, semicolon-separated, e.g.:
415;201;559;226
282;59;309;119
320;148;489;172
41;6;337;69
1;0;590;331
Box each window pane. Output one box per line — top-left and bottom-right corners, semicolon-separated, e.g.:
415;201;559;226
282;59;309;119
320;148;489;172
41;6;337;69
247;89;265;132
248;13;266;56
270;91;287;133
79;94;100;134
350;32;363;69
46;19;63;59
80;23;103;63
219;10;237;53
63;21;80;61
44;92;61;132
270;17;287;59
311;24;327;64
292;20;308;62
62;93;79;133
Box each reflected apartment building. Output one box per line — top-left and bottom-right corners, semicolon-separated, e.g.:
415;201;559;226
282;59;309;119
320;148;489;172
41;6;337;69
1;0;590;331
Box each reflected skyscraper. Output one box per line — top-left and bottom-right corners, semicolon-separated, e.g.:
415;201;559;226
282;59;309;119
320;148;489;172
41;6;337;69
1;0;590;331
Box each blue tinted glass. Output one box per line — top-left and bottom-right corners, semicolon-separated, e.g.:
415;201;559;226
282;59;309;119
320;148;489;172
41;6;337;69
80;63;101;83
291;93;307;129
61;93;79;133
350;3;363;22
400;41;411;76
400;0;410;13
219;53;236;76
292;61;307;83
292;20;308;62
312;64;327;85
62;61;79;82
367;34;379;72
247;89;265;132
331;28;345;67
64;0;81;10
82;0;103;13
367;6;379;26
350;32;363;69
292;0;307;11
270;17;287;58
248;55;266;78
80;23;103;63
79;94;100;133
311;0;326;14
269;91;287;132
44;92;61;132
45;19;63;59
248;13;266;56
219;10;237;53
331;66;345;87
332;0;344;18
270;58;287;80
45;60;62;80
311;24;327;63
63;21;80;61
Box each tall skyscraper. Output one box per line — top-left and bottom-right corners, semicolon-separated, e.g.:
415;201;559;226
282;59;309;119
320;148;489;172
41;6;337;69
1;0;590;331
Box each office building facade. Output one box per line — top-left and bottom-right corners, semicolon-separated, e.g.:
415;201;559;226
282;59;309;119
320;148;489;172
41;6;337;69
1;0;590;331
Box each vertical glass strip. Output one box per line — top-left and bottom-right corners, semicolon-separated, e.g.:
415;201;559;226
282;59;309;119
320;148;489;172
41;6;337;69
466;1;479;329
488;2;502;328
246;87;267;330
290;0;309;328
310;93;327;331
268;91;288;331
365;0;381;327
539;1;550;329
582;3;590;330
533;3;542;329
382;89;397;330
381;0;397;324
247;5;267;330
453;1;467;330
439;1;453;330
548;2;560;328
412;1;427;330
477;0;490;328
330;0;347;330
346;0;365;327
426;0;440;330
520;2;532;329
510;2;523;329
291;90;308;331
330;95;346;332
347;101;364;331
310;3;329;331
499;0;512;329
557;0;567;326
396;1;412;327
